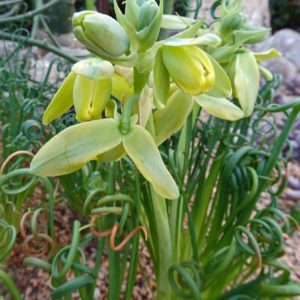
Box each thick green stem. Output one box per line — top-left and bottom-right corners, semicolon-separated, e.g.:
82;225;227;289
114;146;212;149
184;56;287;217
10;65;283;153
163;0;175;15
150;186;173;300
120;94;140;134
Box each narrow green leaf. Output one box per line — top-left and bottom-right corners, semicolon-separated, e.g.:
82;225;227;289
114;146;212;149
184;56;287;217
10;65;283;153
30;119;122;176
195;94;244;121
154;90;194;145
123;125;179;199
259;283;300;296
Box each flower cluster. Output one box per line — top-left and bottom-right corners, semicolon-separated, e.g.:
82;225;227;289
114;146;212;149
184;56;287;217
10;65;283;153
30;0;279;199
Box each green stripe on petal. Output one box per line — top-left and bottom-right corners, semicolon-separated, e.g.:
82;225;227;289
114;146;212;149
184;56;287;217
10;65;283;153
195;94;244;121
154;89;194;145
123;125;179;200
30;119;122;176
42;71;76;125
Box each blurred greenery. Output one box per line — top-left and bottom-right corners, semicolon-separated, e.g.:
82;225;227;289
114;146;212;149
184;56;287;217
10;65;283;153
270;0;300;32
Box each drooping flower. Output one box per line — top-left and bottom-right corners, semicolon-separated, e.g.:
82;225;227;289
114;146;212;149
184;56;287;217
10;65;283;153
42;58;114;125
153;45;215;106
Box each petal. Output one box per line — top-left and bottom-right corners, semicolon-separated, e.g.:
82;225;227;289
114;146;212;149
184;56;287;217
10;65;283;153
105;100;118;118
73;26;106;56
153;49;170;106
254;48;282;61
42;71;76;125
112;72;133;102
206;55;232;98
234;26;269;44
154;89;194;145
73;75;93;122
89;79;112;119
30;119;122;176
123;125;179;199
233;51;259;117
161;15;195;30
163;34;221;47
162;46;206;95
258;65;273;81
195;94;244;121
96;143;126;163
82;13;130;57
139;85;153;127
72;58;114;80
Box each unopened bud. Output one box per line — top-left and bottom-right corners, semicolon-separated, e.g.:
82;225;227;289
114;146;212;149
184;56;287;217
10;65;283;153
73;11;130;57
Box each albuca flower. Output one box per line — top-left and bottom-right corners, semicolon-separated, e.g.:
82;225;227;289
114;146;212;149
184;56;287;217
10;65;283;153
30;118;179;200
73;11;130;58
153;45;215;105
42;58;114;125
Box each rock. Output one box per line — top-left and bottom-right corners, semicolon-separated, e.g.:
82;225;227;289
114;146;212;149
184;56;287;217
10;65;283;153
242;0;270;27
255;29;300;82
263;57;298;82
258;29;300;69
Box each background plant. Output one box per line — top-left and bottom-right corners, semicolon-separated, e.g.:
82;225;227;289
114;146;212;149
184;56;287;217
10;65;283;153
0;1;300;300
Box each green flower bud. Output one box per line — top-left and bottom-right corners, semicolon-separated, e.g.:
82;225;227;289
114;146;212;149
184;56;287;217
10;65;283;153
73;11;130;57
42;58;114;125
137;0;159;31
114;0;163;51
218;12;246;39
234;26;269;44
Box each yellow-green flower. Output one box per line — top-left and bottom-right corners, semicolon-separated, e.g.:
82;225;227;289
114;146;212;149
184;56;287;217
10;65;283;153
42;58;114;125
30;118;179;200
153;45;215;105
